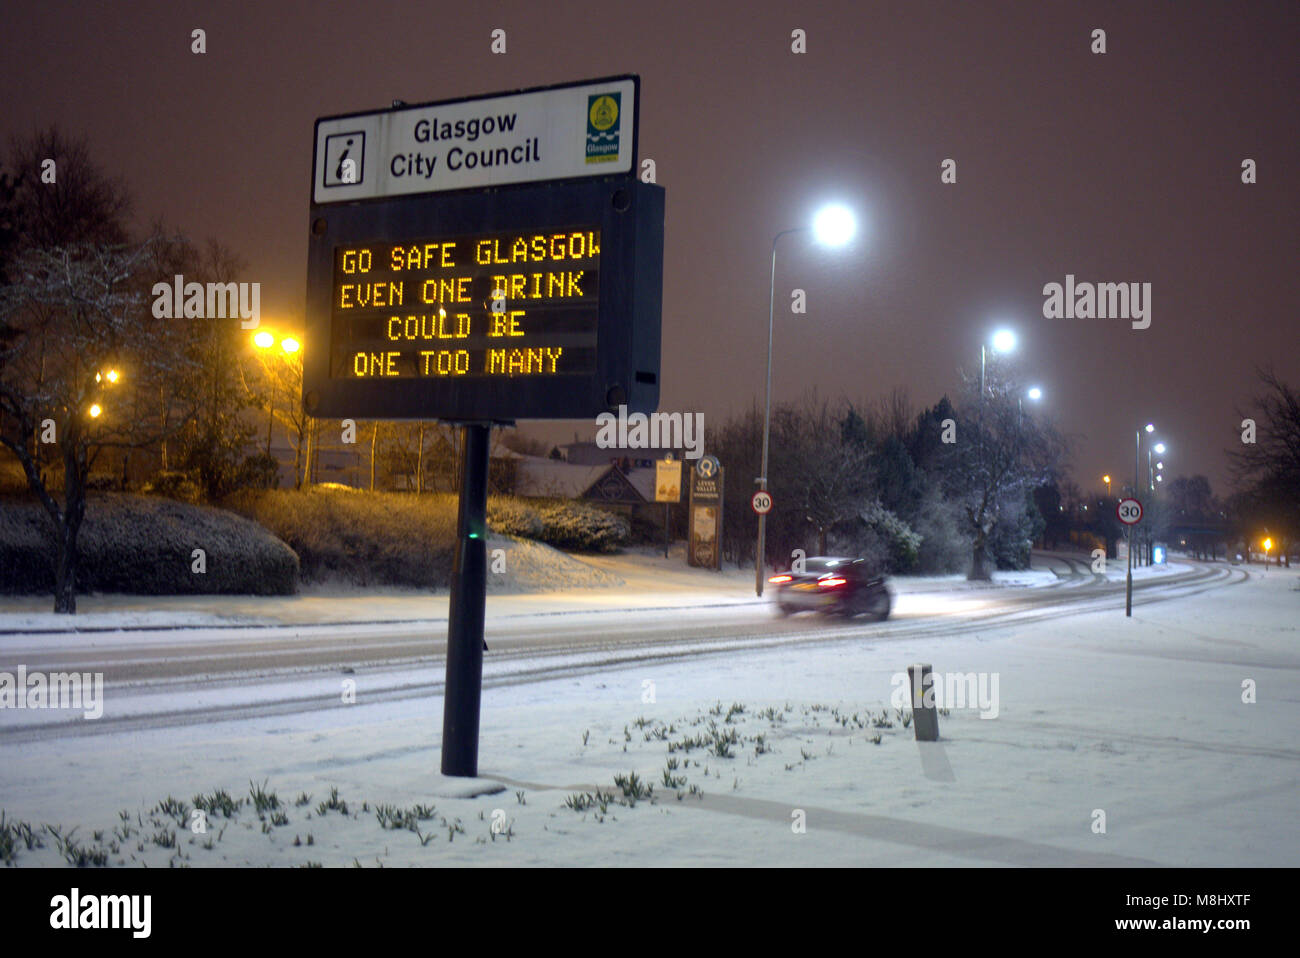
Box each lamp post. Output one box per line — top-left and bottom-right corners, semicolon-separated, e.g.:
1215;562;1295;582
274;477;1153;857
1126;423;1154;615
1019;385;1042;421
981;329;1018;397
254;332;302;460
755;203;856;596
1103;474;1112;498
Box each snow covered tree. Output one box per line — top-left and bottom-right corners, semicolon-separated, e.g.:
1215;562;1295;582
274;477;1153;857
0;129;202;612
945;370;1065;579
0;238;203;611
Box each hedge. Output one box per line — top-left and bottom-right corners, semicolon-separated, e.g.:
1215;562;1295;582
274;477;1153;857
0;493;299;595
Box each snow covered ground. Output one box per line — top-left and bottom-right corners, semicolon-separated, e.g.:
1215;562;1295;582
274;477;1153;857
0;544;1139;633
1;555;1294;867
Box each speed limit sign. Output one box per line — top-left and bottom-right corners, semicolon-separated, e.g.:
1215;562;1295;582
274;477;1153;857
751;490;773;515
1117;498;1143;524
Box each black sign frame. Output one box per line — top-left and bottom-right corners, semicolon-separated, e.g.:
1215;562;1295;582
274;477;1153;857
304;175;663;422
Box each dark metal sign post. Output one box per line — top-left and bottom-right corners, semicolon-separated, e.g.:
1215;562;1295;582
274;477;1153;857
440;423;491;776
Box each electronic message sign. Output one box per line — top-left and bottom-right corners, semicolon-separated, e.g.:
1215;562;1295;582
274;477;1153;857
304;77;663;423
330;226;601;382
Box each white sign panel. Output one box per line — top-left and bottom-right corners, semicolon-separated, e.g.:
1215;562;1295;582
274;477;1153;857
1117;498;1143;525
313;76;637;204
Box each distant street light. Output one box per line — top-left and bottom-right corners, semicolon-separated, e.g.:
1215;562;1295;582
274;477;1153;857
981;329;1017;396
1018;385;1043;421
1127;422;1162;614
756;202;858;596
88;403;103;419
1103;474;1112;497
252;330;304;456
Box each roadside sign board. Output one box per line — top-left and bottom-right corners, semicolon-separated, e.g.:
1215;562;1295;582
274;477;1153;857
751;490;773;515
655;459;681;503
312;76;638;204
1117;498;1143;524
689;460;723;569
303;77;663;423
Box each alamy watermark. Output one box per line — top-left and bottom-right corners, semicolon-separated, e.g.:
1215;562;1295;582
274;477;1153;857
0;666;104;720
50;888;150;938
1042;274;1151;330
595;405;705;459
151;274;260;328
890;669;999;719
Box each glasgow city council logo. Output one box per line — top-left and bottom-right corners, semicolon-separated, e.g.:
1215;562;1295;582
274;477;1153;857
585;92;621;164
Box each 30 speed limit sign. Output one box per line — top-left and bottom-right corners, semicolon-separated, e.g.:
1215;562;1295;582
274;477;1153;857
1117;498;1143;524
751;490;773;515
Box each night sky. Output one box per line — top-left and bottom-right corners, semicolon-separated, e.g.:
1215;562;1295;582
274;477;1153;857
3;0;1296;493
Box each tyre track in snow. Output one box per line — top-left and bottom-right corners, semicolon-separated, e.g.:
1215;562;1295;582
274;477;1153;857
0;561;1247;744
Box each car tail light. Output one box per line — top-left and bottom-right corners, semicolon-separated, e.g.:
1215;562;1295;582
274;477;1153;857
818;576;847;588
768;574;793;584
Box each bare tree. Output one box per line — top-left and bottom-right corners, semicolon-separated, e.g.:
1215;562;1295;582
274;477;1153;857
0;238;202;611
1228;368;1300;564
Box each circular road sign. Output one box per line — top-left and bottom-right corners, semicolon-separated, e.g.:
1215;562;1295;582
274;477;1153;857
1117;498;1143;524
751;490;773;515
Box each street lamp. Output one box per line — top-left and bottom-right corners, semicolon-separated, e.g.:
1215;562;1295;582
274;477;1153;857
982;329;1017;396
1127;422;1157;615
811;204;856;247
1019;385;1043;420
1103;474;1112;497
756;202;858;596
253;331;303;456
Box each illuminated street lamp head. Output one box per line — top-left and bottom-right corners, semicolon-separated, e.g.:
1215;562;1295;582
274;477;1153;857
1103;474;1111;484
1153;442;1166;454
281;337;301;354
991;329;1017;353
88;403;103;418
106;369;120;384
1026;386;1043;401
811;204;856;248
253;331;275;349
1264;537;1272;552
1145;423;1155;433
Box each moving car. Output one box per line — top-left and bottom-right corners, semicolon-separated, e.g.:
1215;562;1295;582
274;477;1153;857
769;556;891;620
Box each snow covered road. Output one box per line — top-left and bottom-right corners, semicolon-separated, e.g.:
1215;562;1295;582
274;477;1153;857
2;556;1294;868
